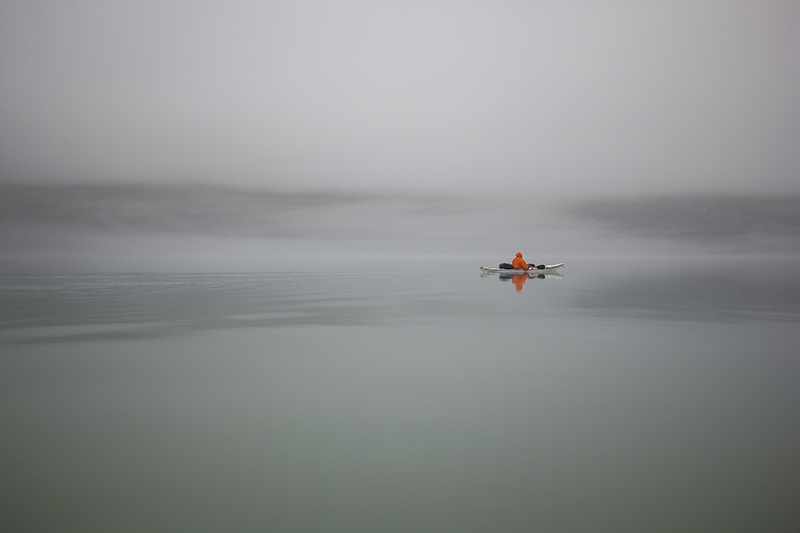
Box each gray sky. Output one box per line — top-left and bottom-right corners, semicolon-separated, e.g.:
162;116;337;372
2;1;800;273
2;0;799;197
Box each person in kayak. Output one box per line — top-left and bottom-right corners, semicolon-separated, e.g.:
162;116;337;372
511;252;530;270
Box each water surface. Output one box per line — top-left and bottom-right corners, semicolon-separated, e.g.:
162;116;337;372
2;255;799;532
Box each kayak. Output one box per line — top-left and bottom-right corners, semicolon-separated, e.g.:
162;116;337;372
480;263;565;274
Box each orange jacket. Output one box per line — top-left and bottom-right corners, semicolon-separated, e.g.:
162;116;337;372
511;252;529;270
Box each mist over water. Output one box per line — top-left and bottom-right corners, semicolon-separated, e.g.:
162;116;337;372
2;182;799;274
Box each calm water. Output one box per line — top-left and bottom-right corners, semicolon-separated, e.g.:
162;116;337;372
2;255;799;532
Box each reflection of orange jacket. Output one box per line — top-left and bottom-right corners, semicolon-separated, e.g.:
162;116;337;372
512;274;527;293
511;252;529;270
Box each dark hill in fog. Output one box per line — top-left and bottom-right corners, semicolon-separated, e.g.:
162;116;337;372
572;194;800;242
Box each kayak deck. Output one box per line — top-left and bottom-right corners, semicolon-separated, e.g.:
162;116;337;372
480;263;564;274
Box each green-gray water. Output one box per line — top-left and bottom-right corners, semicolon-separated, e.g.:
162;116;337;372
2;255;799;532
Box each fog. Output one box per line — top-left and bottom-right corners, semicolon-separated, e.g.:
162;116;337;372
1;2;799;271
3;1;800;193
0;182;567;272
2;182;798;273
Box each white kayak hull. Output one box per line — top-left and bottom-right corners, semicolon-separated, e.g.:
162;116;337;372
480;263;564;274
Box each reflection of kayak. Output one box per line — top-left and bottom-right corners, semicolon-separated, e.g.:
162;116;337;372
480;263;565;274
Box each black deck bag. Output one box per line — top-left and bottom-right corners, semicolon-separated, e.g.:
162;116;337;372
498;263;514;269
